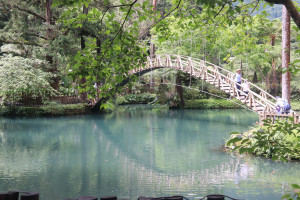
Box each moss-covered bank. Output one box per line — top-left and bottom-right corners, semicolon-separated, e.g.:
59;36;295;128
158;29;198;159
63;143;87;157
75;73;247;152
184;99;242;109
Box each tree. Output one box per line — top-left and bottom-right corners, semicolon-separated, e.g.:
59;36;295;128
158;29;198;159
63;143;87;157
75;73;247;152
282;6;291;102
264;19;281;96
0;0;61;90
0;55;57;104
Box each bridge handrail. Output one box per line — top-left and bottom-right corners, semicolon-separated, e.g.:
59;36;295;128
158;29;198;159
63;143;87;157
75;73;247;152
175;55;277;102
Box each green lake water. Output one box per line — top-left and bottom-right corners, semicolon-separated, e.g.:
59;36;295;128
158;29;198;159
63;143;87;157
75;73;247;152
0;105;299;200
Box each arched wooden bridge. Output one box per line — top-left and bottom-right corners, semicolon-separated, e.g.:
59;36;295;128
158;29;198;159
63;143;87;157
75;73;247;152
92;54;299;123
128;54;277;114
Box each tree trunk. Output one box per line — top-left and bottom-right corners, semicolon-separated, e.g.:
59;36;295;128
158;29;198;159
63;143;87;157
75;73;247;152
281;5;291;103
79;5;89;101
46;0;59;90
252;71;258;83
96;39;102;102
176;72;184;108
240;59;243;75
266;34;280;95
80;34;87;101
150;0;157;57
149;0;157;88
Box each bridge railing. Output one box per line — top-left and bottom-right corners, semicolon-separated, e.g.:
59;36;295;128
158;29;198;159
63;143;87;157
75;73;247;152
259;112;300;124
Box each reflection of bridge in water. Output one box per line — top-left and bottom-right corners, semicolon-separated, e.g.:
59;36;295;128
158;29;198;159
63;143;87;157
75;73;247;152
92;120;256;197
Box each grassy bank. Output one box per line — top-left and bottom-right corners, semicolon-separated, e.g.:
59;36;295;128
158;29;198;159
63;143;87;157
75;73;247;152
184;99;242;109
116;93;243;109
0;103;91;117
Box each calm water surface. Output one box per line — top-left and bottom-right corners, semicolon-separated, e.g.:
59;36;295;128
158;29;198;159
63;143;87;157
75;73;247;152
0;106;299;200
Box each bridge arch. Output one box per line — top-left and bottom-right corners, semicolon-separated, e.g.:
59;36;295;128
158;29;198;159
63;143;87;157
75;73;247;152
93;54;277;114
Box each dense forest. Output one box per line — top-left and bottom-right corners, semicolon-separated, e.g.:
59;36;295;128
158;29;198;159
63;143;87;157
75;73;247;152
0;0;299;111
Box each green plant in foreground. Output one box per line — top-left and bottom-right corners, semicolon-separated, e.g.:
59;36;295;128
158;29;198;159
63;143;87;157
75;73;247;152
227;118;300;161
281;184;300;200
227;119;300;199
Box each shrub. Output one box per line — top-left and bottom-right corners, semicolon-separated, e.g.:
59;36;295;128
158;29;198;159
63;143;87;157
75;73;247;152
0;55;58;105
226;118;300;161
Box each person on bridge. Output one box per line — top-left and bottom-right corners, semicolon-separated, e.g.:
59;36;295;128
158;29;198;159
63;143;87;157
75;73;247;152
275;96;291;114
234;69;242;95
242;80;250;95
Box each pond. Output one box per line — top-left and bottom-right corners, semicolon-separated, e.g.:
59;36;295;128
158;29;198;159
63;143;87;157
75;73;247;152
0;105;299;200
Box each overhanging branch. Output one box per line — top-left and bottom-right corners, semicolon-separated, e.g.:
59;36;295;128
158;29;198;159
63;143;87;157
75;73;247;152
138;0;182;40
264;0;300;29
264;0;284;4
100;0;138;60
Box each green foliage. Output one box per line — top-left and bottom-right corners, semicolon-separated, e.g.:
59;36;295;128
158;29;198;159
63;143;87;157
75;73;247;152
226;119;300;161
116;93;156;105
0;55;58;104
281;184;300;200
183;89;208;100
289;28;300;75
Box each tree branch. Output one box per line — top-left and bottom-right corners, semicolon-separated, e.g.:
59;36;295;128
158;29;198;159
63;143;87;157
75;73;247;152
100;0;138;59
12;4;46;22
138;0;182;40
264;0;300;29
250;0;260;14
100;7;109;28
284;0;300;29
27;33;47;40
214;2;227;18
264;0;284;4
107;3;136;8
